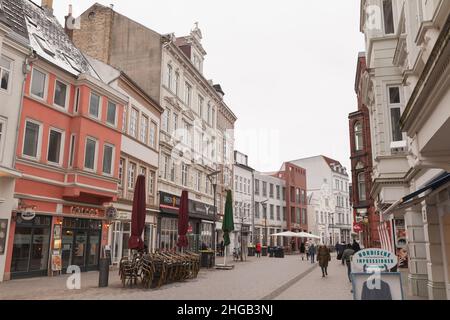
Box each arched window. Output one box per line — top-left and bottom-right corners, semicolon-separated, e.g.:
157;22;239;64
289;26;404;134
355;122;364;151
358;172;366;201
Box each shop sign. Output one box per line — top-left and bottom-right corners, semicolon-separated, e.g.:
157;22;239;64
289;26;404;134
21;210;36;221
70;206;102;217
51;250;62;271
160;192;180;208
353;222;363;233
353;248;398;272
106;206;118;220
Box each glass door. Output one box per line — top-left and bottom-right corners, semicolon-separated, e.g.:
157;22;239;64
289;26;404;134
11;227;32;273
29;227;50;272
87;231;100;270
61;230;74;270
72;231;87;269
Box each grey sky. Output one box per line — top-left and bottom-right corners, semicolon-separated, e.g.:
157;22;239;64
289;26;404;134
53;0;365;172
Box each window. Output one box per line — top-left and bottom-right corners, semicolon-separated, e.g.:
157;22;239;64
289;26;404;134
106;101;117;126
122;105;127;133
0;56;11;91
182;163;189;187
23;120;41;158
207;104;212;125
198;95;204;118
130;108;138;138
262;182;267;197
175;72;180;96
269;184;274;198
196;171;201;192
255;202;260;219
140;166;147;179
388;86;403;142
127;162;136;189
102;144;114;175
173;113;178;132
89;92;101;118
296;188;300;203
149;171;155;195
276;206;281;221
161;109;170;133
235;175;238;191
118;158;125;186
170;159;175;182
162;155;169;180
255;179;260;195
283;207;287;221
291;208;296;223
276;186;280;199
302;209;307;225
383;0;395;34
296;208;301;224
53;80;68;108
140;114;149;144
84;137;97;170
282;187;286;201
149;121;157;149
47;128;63;164
31;68;46;99
354;122;363;151
167;64;173;90
185;82;192;107
270;205;274;220
239;177;243;192
74;88;80;113
358;172;366;201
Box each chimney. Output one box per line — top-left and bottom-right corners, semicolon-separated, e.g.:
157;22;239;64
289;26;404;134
213;84;225;99
41;0;54;11
64;4;74;40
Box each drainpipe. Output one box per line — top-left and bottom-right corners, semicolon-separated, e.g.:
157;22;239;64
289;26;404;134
12;50;38;170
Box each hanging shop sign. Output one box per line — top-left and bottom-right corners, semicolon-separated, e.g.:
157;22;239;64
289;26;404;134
105;206;118;220
21;209;36;221
353;222;363;233
352;248;398;272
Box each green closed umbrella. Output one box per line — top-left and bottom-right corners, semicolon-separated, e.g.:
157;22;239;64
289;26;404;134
222;190;234;265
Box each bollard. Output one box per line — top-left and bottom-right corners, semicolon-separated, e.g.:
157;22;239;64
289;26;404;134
98;258;109;288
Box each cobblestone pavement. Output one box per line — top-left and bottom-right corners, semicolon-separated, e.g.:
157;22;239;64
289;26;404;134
0;254;424;300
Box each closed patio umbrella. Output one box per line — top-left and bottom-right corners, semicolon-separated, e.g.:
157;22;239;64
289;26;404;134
222;190;234;265
128;175;146;251
177;190;189;250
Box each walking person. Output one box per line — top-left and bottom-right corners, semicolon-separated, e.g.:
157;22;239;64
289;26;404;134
308;242;317;264
300;241;306;261
338;242;346;265
305;241;310;261
342;244;355;283
317;244;331;277
352;239;361;253
256;242;262;258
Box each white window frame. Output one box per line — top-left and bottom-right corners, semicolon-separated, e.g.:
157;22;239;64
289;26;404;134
102;143;115;176
84;136;98;172
167;64;173;90
89;91;102;120
129;107;139;138
185;82;192;107
106;100;118;127
149;171;155;196
53;79;70;110
140;113;149;144
127;161;137;190
30;67;48;101
118;157;125;187
0;55;13;93
22;119;43;161
74;87;81;114
46;127;65;166
354;122;364;151
387;85;405;144
68;134;76;168
149;121;157;149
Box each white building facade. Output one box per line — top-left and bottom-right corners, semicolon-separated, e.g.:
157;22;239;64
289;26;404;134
253;172;287;248
291;156;353;245
360;0;450;300
0;2;29;282
231;151;254;254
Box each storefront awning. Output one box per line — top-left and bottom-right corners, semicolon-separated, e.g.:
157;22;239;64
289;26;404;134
383;172;450;217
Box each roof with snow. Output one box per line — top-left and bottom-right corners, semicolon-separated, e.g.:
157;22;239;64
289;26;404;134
9;0;99;78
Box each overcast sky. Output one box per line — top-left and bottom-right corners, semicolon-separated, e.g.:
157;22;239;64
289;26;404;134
53;0;365;173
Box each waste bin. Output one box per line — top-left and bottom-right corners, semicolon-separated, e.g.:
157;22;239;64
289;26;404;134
200;251;214;268
269;247;275;258
248;247;255;257
98;258;109;287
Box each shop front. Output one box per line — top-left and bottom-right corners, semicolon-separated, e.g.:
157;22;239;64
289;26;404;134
158;192;214;252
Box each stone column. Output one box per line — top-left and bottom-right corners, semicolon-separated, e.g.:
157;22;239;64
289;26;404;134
423;199;447;299
405;205;429;298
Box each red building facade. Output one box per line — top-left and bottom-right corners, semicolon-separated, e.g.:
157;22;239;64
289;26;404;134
348;53;380;248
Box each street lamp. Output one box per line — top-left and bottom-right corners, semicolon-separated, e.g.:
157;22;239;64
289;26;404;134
260;199;269;247
207;170;221;264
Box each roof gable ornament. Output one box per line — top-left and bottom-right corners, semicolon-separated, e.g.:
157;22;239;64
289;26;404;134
191;22;202;42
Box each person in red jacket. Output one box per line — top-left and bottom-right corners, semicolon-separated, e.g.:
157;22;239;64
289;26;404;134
256;242;262;258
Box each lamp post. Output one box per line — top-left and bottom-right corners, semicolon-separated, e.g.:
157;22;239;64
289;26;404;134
260;199;269;247
207;170;221;264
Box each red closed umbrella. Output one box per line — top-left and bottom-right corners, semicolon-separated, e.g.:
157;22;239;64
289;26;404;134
177;190;189;249
128;175;146;251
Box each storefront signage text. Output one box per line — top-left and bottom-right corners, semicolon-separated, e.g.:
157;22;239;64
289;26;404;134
70;206;103;217
353;248;398;272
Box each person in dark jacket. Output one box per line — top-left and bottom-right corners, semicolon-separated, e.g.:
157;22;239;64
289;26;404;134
308;243;317;263
300;242;306;261
317;244;331;277
342;244;355;282
352;240;361;253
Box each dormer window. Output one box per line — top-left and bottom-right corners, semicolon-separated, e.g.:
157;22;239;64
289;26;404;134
382;0;395;34
33;34;55;56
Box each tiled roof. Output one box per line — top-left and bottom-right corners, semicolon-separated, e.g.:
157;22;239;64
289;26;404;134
0;0;29;42
321;155;348;176
11;0;98;78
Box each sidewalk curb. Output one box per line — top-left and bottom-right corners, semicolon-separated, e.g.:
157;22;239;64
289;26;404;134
261;263;319;300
